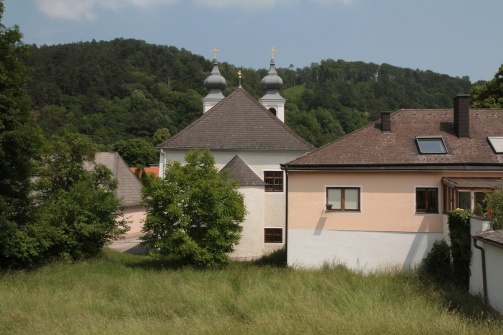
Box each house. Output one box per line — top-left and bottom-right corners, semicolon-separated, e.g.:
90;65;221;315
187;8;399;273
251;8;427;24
156;54;314;260
284;95;503;270
93;152;146;237
470;216;503;314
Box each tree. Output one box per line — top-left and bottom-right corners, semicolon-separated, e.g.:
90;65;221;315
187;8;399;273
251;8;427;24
36;131;128;261
0;2;44;268
141;150;245;268
487;185;503;229
152;127;170;145
471;65;503;108
113;137;158;167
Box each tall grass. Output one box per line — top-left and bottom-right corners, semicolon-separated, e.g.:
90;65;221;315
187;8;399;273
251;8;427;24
0;249;501;335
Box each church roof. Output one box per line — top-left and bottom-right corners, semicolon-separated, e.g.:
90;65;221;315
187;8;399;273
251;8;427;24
220;155;264;186
157;87;314;151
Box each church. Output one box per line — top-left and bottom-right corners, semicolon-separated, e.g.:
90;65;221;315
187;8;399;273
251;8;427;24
156;50;314;259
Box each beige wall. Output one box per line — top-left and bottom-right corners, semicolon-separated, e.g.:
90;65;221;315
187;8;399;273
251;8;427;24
288;170;503;233
123;205;146;237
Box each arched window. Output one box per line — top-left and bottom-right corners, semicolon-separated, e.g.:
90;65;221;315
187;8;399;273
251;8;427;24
268;108;277;116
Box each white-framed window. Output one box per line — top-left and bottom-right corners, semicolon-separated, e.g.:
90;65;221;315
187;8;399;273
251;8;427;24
325;186;361;212
415;186;440;214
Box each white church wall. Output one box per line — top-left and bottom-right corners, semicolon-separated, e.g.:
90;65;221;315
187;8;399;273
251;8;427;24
230;186;265;260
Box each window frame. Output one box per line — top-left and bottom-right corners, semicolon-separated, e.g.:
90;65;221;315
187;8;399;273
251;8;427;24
416;136;448;154
325;186;361;212
415;187;440;214
264;170;284;192
488;136;503;154
264;227;283;243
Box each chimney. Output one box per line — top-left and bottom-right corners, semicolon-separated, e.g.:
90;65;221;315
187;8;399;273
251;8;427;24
454;94;470;138
381;112;391;132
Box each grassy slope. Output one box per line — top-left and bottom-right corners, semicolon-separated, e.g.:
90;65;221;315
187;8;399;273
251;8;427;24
0;249;501;335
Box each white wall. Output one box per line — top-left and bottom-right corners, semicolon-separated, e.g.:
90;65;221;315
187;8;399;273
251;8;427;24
470;216;503;314
229;186;264;260
288;229;443;271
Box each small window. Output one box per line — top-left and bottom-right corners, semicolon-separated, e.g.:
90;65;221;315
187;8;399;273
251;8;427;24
416;188;438;213
264;228;282;243
416;137;447;154
264;171;283;192
269;108;277;116
326;187;360;211
488;137;503;154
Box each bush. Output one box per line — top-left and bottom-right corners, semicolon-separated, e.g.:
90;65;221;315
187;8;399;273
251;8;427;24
421;239;452;283
141;150;245;268
447;209;471;290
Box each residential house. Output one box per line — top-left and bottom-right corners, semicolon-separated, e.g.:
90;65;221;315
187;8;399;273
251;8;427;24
156;55;314;260
284;95;503;270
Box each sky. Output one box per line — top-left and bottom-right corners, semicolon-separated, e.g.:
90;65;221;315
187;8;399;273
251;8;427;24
2;0;502;82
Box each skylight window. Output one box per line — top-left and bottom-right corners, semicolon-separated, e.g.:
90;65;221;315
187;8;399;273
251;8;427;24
416;137;447;154
488;137;503;154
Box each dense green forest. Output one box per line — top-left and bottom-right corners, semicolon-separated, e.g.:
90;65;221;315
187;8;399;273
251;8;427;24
25;38;473;157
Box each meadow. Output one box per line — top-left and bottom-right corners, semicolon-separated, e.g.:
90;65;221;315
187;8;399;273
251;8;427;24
0;249;501;335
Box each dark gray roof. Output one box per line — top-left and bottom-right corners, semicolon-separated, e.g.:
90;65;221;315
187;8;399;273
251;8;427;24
220;155;264;186
157;88;314;151
287;108;503;169
93;152;143;206
475;230;503;249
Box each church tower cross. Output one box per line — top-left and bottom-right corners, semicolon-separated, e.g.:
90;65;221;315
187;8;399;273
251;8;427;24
269;47;276;59
212;47;220;59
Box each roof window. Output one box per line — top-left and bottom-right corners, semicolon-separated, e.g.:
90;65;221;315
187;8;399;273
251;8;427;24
488;137;503;154
416;136;447;154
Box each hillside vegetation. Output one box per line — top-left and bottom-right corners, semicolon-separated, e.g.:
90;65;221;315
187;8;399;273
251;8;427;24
25;39;472;148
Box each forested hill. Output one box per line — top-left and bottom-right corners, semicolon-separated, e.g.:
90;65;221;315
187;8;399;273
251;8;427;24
25;38;472;149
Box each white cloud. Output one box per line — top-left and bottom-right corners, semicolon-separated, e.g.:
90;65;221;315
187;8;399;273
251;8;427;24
193;0;280;11
36;0;99;21
36;0;178;21
309;0;357;5
35;0;355;21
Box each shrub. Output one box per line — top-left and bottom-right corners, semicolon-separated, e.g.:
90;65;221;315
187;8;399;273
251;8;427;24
421;239;452;283
447;209;471;290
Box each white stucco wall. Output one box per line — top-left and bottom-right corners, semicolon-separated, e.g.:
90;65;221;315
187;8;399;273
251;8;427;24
230;186;265;260
469;217;502;314
288;229;443;271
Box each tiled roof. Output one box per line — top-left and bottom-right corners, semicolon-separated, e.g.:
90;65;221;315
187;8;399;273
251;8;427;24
220;155;264;186
287;108;503;168
157;88;314;151
93;152;143;206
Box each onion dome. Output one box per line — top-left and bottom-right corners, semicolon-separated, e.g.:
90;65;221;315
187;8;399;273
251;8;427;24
261;57;283;91
204;58;227;91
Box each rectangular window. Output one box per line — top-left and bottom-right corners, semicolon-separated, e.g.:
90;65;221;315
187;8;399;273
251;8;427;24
264;228;282;243
416;137;447;154
264;171;283;192
416;188;439;213
326;187;360;211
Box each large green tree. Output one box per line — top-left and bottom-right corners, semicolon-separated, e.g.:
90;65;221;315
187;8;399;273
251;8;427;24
141;150;245;268
36;132;128;261
0;1;44;267
471;65;503;108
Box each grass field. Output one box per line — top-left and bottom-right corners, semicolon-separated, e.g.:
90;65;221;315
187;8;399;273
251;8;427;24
0;249;501;335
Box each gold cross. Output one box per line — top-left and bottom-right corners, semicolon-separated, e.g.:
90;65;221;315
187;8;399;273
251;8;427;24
269;47;276;58
212;47;219;59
